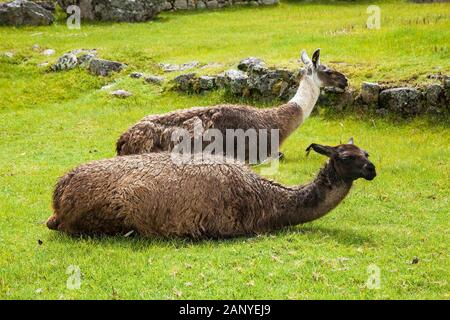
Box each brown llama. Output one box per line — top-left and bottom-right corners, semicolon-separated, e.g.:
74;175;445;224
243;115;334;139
46;139;376;239
116;49;348;161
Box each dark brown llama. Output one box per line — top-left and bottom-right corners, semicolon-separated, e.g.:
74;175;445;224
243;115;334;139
47;139;376;239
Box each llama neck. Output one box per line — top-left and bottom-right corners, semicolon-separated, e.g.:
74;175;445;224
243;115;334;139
260;162;352;230
288;76;321;120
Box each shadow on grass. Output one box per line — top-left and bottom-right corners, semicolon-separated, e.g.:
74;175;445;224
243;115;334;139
284;225;374;246
46;223;373;251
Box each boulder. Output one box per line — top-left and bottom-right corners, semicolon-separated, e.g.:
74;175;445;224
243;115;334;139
57;0;162;22
160;61;199;72
0;0;54;26
443;76;450;102
379;88;423;115
361;82;380;105
145;75;165;85
247;67;294;98
223;69;248;95
259;0;277;4
173;73;197;91
319;87;357;111
173;0;188;10
34;1;56;12
130;72;144;79
237;57;266;72
77;53;96;67
206;0;218;8
51;53;78;71
88;58;126;76
196;1;206;9
425;84;444;106
180;61;200;71
198;75;216;90
160;63;180;72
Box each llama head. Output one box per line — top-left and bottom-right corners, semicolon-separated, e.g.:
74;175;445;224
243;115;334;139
300;49;348;90
306;138;376;181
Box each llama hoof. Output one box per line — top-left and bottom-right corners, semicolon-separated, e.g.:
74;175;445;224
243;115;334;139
278;152;285;161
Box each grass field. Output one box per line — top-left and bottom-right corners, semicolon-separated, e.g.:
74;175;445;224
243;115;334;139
0;0;449;299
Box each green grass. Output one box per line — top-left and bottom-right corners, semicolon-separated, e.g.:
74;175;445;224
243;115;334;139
0;1;449;299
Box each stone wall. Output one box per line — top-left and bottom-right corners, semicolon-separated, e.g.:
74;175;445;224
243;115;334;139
57;0;279;19
170;58;450;117
161;0;278;11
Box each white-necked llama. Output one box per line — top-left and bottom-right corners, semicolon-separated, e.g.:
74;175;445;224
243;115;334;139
116;49;348;161
47;139;376;239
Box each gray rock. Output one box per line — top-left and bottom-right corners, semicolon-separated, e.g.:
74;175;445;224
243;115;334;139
224;69;248;95
161;1;173;10
89;58;126;76
111;89;132;98
259;0;277;4
361;82;380;105
42;49;55;56
32;44;40;51
180;61;200;71
379;88;423;115
145;75;165;85
77;53;96;68
196;1;206;9
34;1;56;12
247;67;294;98
0;0;54;26
174;73;197;91
51;53;78;71
238;57;266;72
160;61;199;72
215;73;226;88
201;62;222;69
130;72;144;79
443;77;450;101
206;0;218;8
199;75;216;90
4;51;14;58
57;0;161;22
160;63;180;72
187;0;196;9
425;84;444;106
173;0;188;10
319;88;356;111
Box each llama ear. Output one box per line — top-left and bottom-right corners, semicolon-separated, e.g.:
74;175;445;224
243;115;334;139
306;143;336;157
312;48;320;68
301;50;312;66
347;137;354;145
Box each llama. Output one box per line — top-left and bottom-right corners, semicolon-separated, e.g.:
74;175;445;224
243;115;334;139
46;139;376;239
116;49;348;161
